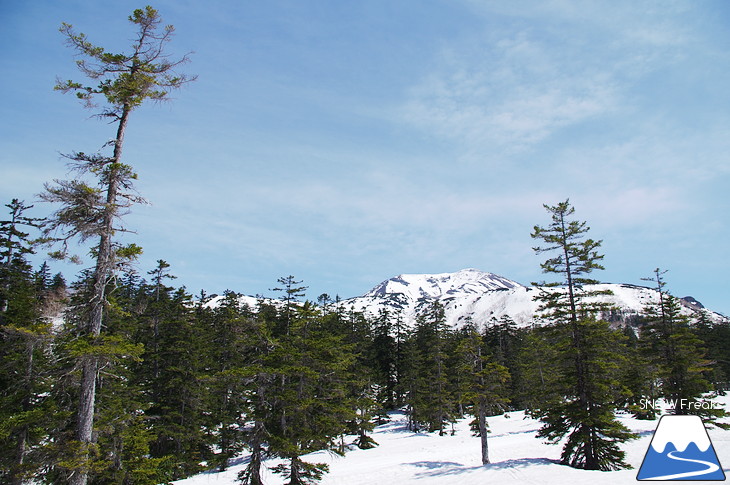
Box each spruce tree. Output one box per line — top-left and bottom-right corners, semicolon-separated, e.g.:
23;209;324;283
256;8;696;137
530;199;636;470
40;8;194;484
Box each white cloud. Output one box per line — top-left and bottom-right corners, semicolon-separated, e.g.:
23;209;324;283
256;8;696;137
401;1;691;156
581;186;684;228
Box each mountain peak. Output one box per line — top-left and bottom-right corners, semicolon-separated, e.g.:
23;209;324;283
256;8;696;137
364;269;524;299
346;269;727;329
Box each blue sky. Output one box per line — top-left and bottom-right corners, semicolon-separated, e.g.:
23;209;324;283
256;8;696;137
1;1;729;315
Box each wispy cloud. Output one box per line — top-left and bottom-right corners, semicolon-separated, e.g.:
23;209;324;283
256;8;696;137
401;1;691;157
404;44;615;154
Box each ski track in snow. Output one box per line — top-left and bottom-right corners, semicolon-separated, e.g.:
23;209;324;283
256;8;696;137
641;450;720;481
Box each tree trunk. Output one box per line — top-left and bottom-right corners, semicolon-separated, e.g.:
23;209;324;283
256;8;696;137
71;106;130;485
479;399;490;465
243;421;265;485
289;456;303;485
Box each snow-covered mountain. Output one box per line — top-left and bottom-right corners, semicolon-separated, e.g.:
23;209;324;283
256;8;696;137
207;268;725;328
341;268;726;328
364;268;522;299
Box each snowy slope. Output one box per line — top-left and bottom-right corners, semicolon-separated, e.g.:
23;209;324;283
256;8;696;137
207;269;726;329
172;395;730;485
342;269;727;328
364;268;523;299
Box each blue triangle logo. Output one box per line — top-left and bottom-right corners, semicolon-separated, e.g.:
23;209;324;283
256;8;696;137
637;415;726;481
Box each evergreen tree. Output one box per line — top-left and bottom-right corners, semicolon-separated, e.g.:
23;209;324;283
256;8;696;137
147;287;213;479
693;310;730;393
271;275;307;335
1;200;44;316
369;307;398;409
484;315;523;404
40;8;194;484
44;270;169;485
536;317;635;470
530;199;636;470
514;324;563;414
325;303;378;449
455;323;510;464
237;304;277;485
619;325;658;420
87;273;166;484
206;290;256;470
407;301;454;434
265;294;357;485
0;201;54;484
639;269;724;424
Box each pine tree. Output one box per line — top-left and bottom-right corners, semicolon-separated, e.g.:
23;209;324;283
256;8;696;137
40;8;194;484
531;199;636;470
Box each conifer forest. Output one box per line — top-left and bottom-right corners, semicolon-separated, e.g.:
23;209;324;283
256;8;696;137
1;5;729;485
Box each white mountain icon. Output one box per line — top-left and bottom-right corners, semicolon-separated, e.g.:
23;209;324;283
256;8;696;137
637;415;725;481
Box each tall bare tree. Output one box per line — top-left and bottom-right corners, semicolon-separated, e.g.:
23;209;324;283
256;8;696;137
41;7;194;484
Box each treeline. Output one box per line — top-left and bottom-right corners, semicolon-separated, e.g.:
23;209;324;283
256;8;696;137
2;199;729;483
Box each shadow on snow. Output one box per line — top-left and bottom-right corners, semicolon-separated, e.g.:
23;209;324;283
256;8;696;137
407;457;559;478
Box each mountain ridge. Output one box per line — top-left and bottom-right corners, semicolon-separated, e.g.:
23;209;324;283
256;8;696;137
342;268;727;328
209;268;727;328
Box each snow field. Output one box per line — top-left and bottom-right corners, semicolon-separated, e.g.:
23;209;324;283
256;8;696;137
173;395;729;485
